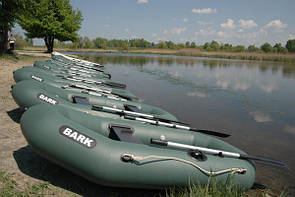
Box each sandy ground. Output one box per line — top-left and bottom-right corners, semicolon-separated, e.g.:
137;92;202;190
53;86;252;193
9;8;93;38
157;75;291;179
0;53;160;196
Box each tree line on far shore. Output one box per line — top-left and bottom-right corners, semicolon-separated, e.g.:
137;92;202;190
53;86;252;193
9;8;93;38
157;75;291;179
54;37;295;54
12;34;295;54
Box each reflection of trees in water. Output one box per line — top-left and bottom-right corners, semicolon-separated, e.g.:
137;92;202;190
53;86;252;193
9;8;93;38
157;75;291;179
282;66;295;78
75;53;292;116
77;53;295;78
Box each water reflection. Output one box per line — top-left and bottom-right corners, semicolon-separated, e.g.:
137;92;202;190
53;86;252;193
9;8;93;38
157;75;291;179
249;111;273;123
69;52;295;78
66;52;295;195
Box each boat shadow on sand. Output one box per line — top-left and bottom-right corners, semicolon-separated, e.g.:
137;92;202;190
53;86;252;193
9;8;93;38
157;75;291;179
13;146;160;197
7;108;24;123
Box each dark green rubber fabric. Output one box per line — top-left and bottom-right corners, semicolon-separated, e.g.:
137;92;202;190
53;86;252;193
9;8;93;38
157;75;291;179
21;104;255;189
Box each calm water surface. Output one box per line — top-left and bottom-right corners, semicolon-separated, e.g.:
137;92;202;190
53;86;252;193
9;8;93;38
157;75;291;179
67;52;295;194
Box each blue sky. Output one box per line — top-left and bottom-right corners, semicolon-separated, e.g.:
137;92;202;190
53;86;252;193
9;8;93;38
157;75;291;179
14;0;295;46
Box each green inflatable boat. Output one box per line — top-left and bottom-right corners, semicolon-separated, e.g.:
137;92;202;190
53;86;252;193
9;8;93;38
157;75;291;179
34;60;111;79
52;51;102;68
13;67;138;101
11;80;178;121
21;103;256;189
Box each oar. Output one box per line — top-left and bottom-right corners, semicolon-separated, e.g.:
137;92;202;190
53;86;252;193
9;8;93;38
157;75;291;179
67;84;135;101
92;105;190;126
51;60;105;72
61;76;126;89
82;90;127;102
151;139;287;168
50;59;111;78
124;116;230;138
52;52;103;67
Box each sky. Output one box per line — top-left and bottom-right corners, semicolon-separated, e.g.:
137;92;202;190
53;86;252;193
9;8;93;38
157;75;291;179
14;0;295;46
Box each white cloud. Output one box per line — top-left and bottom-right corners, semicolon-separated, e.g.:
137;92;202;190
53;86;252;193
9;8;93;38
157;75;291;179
239;19;258;29
249;111;273;123
264;20;287;29
137;0;148;4
216;80;229;89
163;27;186;35
259;82;278;93
289;34;295;39
217;31;227;38
197;21;212;25
195;28;216;36
187;92;209;98
221;19;235;29
285;125;295;136
152;33;163;41
192;8;217;14
182;18;188;22
233;83;251;91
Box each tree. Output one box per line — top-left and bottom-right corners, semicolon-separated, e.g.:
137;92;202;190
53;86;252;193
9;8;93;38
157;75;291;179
185;41;190;48
81;36;93;48
233;45;245;52
166;41;176;49
210;40;220;51
158;41;167;49
247;45;259;52
93;37;108;49
0;0;22;53
202;42;210;51
260;43;272;53
273;43;287;53
190;42;196;48
286;39;295;52
18;0;82;53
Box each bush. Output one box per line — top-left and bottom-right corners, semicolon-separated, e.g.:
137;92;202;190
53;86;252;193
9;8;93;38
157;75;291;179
13;35;28;49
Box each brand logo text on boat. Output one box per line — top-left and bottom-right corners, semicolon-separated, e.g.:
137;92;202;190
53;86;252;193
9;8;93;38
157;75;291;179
59;126;96;148
31;75;43;82
37;93;58;105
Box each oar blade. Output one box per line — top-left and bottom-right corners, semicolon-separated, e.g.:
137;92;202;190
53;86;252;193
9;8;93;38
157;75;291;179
241;155;288;169
193;129;231;138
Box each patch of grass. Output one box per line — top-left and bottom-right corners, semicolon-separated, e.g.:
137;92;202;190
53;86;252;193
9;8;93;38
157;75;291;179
162;176;289;197
0;171;50;197
162;176;246;197
0;53;20;62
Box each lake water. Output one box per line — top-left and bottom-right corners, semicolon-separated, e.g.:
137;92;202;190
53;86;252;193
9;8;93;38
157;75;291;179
66;52;295;194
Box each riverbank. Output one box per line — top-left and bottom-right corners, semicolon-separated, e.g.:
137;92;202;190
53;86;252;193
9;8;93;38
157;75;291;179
21;46;295;63
0;52;287;196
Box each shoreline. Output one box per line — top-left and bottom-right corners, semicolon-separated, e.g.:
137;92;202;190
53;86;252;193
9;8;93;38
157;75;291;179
20;47;295;63
0;53;287;196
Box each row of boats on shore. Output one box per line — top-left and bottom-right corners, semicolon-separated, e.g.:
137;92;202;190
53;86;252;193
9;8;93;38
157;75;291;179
11;52;286;189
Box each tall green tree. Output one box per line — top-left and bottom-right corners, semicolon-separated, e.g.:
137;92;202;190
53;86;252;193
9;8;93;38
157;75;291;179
18;0;82;53
93;37;108;49
0;0;22;53
260;43;272;53
273;43;287;53
286;39;295;52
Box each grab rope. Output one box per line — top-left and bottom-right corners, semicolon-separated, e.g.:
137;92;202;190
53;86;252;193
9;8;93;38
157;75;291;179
121;154;247;176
